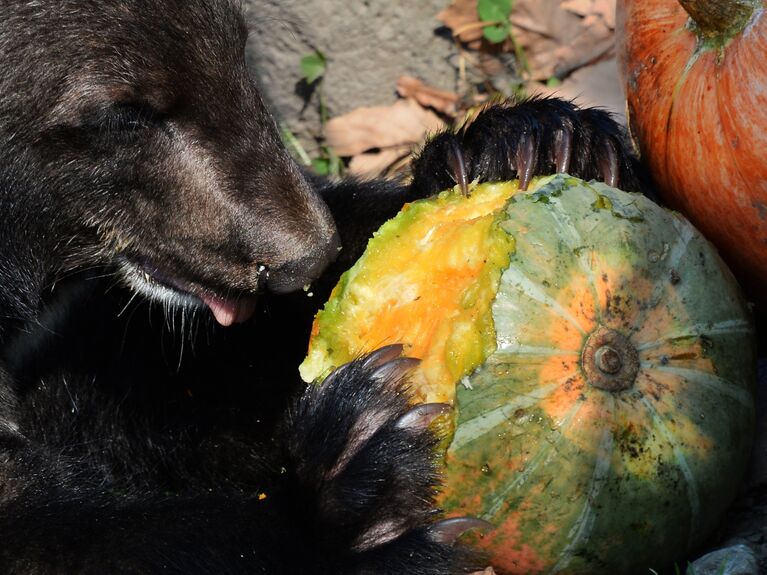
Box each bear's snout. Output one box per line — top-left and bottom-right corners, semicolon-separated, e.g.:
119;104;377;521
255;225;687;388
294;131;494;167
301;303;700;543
266;229;341;294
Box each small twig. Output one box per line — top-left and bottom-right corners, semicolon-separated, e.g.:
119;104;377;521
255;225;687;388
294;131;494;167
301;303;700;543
281;126;312;167
452;19;505;39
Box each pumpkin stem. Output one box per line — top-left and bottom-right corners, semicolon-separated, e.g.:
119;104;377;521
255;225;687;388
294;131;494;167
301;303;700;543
582;327;638;393
678;0;760;43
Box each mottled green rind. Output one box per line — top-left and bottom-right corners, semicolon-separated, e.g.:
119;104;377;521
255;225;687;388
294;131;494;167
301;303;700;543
441;176;756;574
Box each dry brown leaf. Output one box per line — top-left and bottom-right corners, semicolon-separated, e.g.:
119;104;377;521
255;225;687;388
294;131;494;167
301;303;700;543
396;76;460;116
529;57;626;124
562;0;616;29
600;0;617;28
324;98;445;158
347;145;413;178
439;0;616;81
470;568;496;575
511;0;614;80
561;0;593;15
438;0;483;44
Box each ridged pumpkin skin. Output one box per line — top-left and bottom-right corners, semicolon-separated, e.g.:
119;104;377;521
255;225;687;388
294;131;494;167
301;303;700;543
301;176;756;574
616;0;767;307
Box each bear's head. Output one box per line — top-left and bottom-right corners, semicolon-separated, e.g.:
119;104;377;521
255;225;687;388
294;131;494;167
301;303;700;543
0;0;339;326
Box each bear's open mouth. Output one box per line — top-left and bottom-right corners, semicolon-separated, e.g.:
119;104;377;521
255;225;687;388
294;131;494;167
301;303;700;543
118;257;260;326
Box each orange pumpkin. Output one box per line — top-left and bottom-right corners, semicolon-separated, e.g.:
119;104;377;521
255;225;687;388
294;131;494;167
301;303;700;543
616;0;767;306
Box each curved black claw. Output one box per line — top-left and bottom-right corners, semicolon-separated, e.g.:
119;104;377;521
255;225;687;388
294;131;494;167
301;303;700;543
553;125;573;174
447;139;470;196
360;343;406;370
410;132;462;198
515;133;537;191
396;403;452;430
410;97;651;199
369;356;422;385
428;517;496;545
599;140;619;188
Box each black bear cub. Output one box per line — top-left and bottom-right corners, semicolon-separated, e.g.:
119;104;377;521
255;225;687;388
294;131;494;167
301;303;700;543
0;0;643;573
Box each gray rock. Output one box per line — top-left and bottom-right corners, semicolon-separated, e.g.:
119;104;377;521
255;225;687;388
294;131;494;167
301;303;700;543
688;544;759;575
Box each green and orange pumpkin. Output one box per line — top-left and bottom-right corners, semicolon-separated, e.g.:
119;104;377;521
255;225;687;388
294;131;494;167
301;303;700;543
300;175;756;574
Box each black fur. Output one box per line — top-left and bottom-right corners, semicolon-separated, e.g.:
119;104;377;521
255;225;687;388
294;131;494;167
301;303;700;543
0;350;473;574
0;1;647;573
411;98;651;199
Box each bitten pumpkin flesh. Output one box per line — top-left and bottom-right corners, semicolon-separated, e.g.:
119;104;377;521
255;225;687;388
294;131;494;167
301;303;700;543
300;180;518;403
301;176;756;574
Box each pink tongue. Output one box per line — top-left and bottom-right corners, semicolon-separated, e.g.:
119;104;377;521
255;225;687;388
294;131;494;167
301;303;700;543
200;294;258;326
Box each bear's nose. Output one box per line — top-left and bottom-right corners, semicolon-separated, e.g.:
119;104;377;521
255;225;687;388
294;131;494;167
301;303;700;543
266;230;341;294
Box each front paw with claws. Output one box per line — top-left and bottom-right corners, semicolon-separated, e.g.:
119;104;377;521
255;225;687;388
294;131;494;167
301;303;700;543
286;346;489;574
411;97;650;199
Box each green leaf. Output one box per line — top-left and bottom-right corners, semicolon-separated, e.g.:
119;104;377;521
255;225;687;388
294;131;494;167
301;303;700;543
478;0;512;23
546;76;562;88
311;157;330;176
482;23;509;43
301;51;326;85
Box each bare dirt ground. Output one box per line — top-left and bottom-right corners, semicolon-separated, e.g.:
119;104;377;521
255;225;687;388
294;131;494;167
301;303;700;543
243;0;624;177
